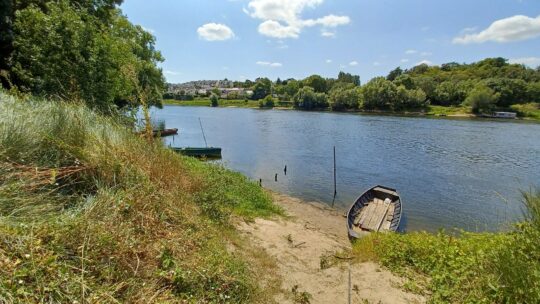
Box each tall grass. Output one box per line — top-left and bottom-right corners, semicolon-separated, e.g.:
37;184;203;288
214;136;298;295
0;91;281;303
352;190;540;303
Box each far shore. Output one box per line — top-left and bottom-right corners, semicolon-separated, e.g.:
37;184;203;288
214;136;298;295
162;99;540;122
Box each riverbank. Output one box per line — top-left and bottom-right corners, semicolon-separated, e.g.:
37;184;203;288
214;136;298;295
0;92;284;302
163;99;540;122
238;192;425;303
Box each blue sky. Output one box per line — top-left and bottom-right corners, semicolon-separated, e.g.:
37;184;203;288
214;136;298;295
121;0;540;84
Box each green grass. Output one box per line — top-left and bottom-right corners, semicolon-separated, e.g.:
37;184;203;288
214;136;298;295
352;191;540;303
426;105;471;116
511;103;540;120
0;91;282;303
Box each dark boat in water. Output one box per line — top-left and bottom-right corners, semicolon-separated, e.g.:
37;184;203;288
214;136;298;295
346;185;403;239
153;128;178;137
171;147;222;158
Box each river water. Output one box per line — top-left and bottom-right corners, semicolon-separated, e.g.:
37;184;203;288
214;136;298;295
151;105;540;232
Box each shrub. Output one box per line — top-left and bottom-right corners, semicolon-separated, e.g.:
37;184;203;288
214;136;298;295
464;85;499;114
210;94;219;107
260;95;275;108
329;87;362;111
293;86;329;110
352;190;540;303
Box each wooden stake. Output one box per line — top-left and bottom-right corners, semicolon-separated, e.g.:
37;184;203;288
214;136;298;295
332;146;337;207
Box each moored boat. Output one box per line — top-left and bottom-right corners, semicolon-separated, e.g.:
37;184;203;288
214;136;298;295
346;185;403;239
171;147;222;158
153;128;178;137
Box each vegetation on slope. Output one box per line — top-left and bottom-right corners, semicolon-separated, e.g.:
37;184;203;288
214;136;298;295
352;191;540;303
0;91;281;303
0;0;165;113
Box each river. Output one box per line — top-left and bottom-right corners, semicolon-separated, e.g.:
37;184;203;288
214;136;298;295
151;105;540;232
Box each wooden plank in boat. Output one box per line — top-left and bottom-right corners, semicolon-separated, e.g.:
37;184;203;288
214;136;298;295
358;202;375;227
366;200;387;231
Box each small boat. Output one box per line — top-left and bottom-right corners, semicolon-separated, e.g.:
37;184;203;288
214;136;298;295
346;185;403;239
153;128;178;137
171;147;222;158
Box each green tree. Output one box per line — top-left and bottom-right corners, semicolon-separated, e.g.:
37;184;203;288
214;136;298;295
329;85;362;111
210;94;219;107
251;78;271;100
361;77;398;110
464;85;499;114
293;86;328;110
283;79;300;97
303;74;328;93
260;94;275;108
9;0;164;113
386;67;403;81
337;71;360;86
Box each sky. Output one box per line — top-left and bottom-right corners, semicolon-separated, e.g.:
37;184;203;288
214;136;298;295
121;0;540;84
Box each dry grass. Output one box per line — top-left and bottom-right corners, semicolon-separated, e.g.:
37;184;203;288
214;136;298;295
0;91;282;303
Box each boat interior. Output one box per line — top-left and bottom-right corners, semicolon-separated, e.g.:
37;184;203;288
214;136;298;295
351;187;401;233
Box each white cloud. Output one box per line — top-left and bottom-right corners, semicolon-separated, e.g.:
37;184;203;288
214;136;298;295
416;60;433;66
164;70;180;76
421;26;430;32
421;51;432;56
453;15;540;44
509;57;540;67
258;20;300;38
245;0;350;39
400;58;409;63
321;29;335;37
326;59;332;63
197;23;235;41
405;49;418;54
349;61;358;66
373;61;381;66
256;61;283;67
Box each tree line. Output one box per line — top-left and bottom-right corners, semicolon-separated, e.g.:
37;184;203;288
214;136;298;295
0;0;165;114
234;58;540;113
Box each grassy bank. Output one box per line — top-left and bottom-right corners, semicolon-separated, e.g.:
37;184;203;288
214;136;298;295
0;92;282;303
511;103;540;120
352;191;540;303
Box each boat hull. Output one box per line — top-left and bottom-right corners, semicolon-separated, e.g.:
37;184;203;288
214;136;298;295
346;185;403;239
153;128;178;137
172;147;222;158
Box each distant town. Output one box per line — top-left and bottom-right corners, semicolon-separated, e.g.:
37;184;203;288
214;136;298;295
166;79;254;100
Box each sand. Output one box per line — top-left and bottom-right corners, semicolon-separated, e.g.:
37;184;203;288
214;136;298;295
237;192;425;304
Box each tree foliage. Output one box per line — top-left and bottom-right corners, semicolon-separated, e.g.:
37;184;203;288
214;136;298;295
293;86;328;110
2;0;164;114
465;85;499;114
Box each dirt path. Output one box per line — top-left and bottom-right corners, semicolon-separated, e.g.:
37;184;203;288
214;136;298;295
238;193;425;304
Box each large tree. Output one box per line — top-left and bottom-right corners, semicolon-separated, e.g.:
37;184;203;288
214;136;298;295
4;0;164;113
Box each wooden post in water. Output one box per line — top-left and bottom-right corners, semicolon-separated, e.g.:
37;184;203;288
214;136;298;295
332;146;337;207
199;117;208;148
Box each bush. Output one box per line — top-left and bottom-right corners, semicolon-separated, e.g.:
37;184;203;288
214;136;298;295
464;85;499;114
259;95;275;108
210;94;219;107
293;86;328;110
329;86;362;111
361;77;398;110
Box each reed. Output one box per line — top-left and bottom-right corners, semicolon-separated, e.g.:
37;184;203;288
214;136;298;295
0;91;281;303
